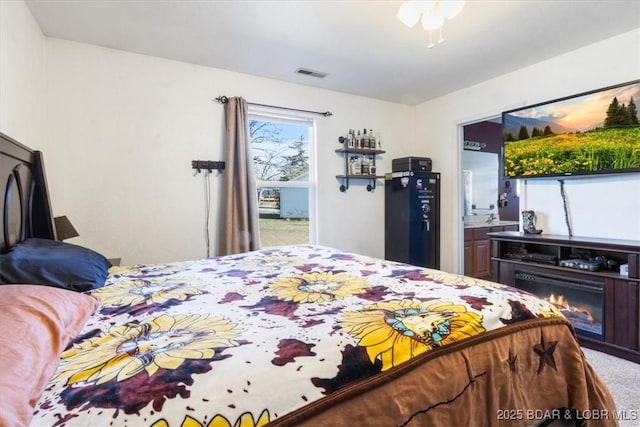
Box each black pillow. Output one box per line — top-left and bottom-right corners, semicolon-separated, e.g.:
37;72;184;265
0;238;110;292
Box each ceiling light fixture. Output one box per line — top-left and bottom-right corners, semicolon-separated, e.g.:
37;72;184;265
397;0;466;48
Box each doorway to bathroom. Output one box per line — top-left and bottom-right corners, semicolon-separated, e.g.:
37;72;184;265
461;117;520;279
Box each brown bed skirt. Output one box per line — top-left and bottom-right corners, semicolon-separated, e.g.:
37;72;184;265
272;317;617;427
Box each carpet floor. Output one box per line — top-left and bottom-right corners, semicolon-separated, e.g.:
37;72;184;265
581;348;639;427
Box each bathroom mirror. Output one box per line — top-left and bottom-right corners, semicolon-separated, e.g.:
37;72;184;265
463;151;499;217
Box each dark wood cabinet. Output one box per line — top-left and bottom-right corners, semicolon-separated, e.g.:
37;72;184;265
489;231;640;362
464;224;518;279
464;232;473;276
475;239;491;278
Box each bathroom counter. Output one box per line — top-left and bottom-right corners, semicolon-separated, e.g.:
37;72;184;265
464;220;519;229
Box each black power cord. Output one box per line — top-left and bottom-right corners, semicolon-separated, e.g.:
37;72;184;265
558;179;573;237
203;170;212;257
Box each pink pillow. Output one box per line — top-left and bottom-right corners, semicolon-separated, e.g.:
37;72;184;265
0;285;99;427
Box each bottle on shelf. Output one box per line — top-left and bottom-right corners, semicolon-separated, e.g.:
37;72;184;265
338;128;382;151
353;156;362;175
361;156;369;175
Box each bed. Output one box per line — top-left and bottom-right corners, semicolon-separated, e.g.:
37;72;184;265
0;132;617;427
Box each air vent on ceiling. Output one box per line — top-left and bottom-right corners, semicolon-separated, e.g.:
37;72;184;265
295;68;327;78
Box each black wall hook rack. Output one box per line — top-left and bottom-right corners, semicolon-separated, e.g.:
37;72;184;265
192;160;225;173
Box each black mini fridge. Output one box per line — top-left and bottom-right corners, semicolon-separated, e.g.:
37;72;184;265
385;171;440;269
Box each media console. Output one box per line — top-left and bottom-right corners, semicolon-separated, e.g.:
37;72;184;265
488;231;640;363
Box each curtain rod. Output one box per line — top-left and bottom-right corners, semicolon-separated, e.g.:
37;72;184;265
214;96;332;117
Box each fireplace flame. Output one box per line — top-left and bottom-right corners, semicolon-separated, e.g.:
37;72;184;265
546;292;595;324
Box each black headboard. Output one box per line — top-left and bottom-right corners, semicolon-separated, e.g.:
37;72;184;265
0;132;56;253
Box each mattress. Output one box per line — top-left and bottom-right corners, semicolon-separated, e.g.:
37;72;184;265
27;244;616;426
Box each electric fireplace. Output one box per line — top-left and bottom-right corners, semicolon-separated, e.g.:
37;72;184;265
514;271;605;341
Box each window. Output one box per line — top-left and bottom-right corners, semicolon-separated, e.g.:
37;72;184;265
248;107;316;247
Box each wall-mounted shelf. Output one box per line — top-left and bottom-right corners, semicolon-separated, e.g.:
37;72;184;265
335;147;385;192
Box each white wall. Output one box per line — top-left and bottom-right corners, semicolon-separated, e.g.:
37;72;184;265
3;0;638;271
39;38;414;264
0;0;45;147
521;174;640;239
415;29;640;273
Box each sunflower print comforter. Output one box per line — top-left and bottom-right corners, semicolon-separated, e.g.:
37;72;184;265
30;245;603;427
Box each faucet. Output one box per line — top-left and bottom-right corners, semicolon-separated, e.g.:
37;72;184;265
486;213;496;223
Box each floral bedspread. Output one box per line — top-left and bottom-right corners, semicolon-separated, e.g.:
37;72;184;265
32;245;563;427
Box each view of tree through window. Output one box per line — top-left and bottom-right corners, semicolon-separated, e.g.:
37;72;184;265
249;113;314;247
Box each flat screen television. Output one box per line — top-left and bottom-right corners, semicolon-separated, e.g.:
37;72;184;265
502;80;640;179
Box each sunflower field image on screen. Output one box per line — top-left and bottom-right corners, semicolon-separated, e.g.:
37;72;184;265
502;80;640;178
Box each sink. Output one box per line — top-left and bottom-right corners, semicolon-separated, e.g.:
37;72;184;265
464;215;518;228
463;214;493;226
